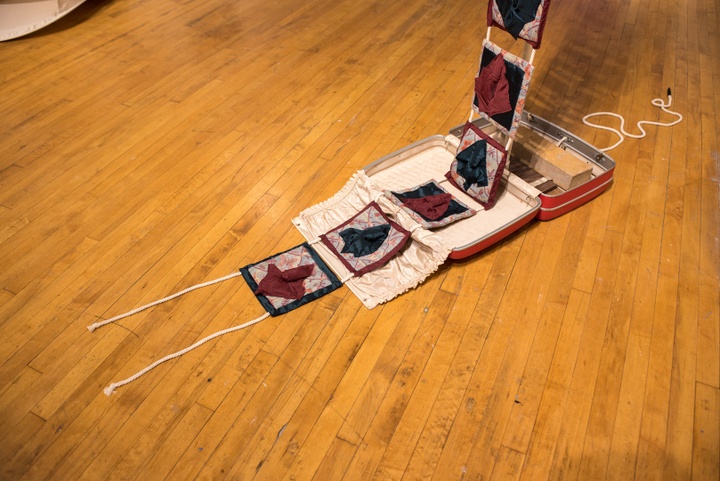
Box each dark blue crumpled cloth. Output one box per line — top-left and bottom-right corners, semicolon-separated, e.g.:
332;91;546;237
455;140;489;190
496;0;543;38
339;224;391;257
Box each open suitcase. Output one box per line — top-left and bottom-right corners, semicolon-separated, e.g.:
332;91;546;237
363;110;615;260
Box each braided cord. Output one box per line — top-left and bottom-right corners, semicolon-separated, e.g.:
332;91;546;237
582;90;682;152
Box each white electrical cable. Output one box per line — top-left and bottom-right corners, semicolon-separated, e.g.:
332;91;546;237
582;88;682;152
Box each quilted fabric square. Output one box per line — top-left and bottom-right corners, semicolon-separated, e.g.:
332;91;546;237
487;0;552;49
320;201;411;277
386;180;476;229
446;122;508;209
473;39;534;138
241;243;342;316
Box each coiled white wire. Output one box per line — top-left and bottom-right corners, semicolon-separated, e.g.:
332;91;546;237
582;90;683;152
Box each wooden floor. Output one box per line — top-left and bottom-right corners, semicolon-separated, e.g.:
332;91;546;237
0;0;718;479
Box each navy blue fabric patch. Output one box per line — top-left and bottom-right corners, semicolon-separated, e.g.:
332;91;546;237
496;0;543;38
339;224;391;257
455;140;489;190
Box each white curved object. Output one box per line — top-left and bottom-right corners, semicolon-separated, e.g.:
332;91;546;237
582;90;683;152
0;0;86;41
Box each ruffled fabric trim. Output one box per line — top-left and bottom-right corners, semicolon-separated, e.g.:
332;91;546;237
293;171;452;309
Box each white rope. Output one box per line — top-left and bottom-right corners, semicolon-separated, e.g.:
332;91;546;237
582;89;683;152
87;271;244;332
103;312;270;396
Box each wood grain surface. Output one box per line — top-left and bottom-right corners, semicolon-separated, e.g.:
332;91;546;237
0;0;717;479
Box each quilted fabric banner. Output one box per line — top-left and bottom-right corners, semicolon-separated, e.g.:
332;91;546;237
472;39;534;138
487;0;552;49
241;243;342;316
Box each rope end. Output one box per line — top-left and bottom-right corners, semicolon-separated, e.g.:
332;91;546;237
667;87;672;97
87;324;97;333
104;385;116;396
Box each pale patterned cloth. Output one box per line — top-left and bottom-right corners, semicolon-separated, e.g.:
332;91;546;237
293;172;452;309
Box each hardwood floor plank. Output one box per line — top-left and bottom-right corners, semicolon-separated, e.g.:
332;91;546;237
574;2;666;478
129;402;214;480
429;224;545;480
462;216;572;481
501;206;591;453
364;289;460;481
696;0;720;390
489;446;525;481
0;1;717;480
391;253;499;481
518;288;591;481
153;347;282;480
0;288;13;309
546;226;624;481
339;282;452;481
691;382;720;481
633;15;691;476
659;1;704;479
277;405;348;481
